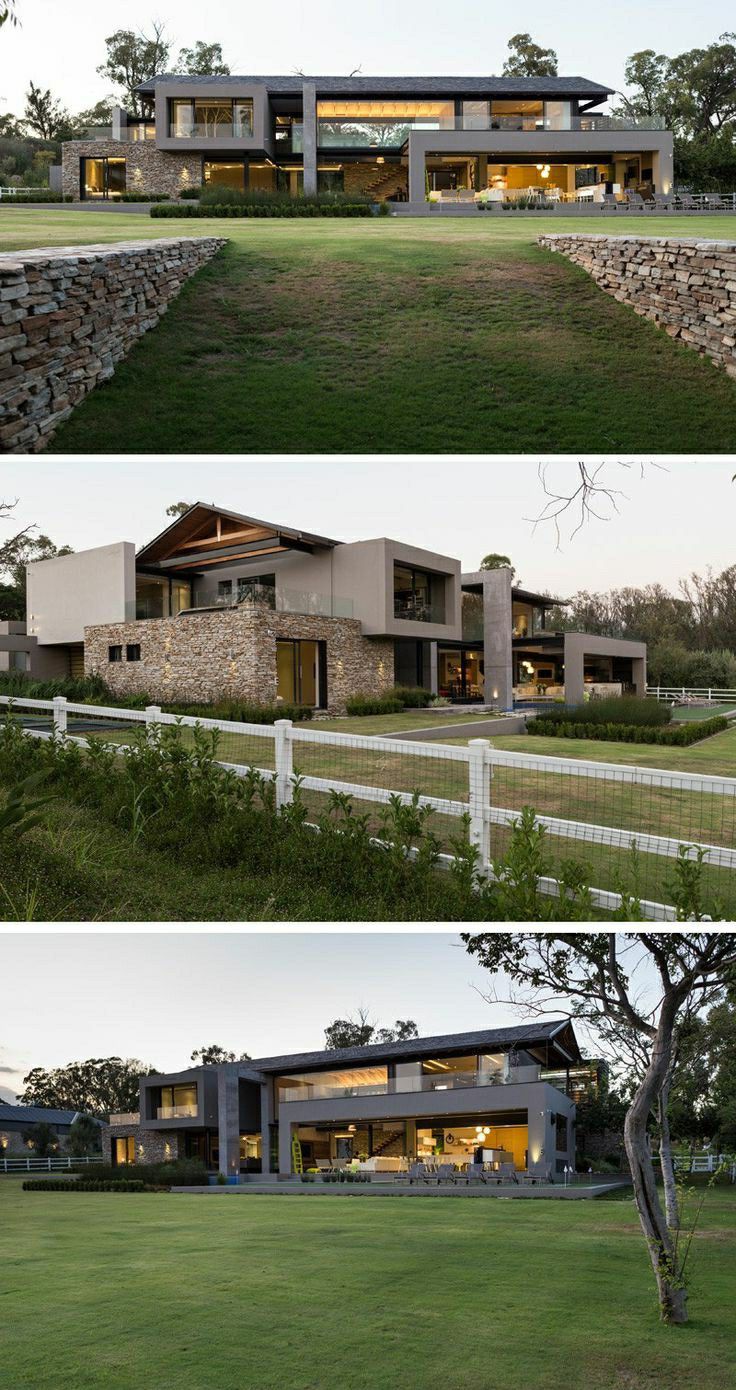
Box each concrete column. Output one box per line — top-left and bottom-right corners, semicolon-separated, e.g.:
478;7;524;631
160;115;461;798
482;568;514;709
279;1115;294;1175
563;633;584;705
112;107;127;142
429;641;438;696
405;1119;417;1161
408;134;427;203
652;138;674;195
631;655;647;698
477;154;488;190
260;1080;273;1175
217;1066;240;1178
302;82;318;195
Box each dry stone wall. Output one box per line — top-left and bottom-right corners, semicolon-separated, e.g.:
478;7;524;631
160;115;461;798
84;608;395;716
61;140;202;199
0;237;225;452
538;233;736;378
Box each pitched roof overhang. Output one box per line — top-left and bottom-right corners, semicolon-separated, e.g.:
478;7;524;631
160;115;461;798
135;502;340;572
136;74;614;100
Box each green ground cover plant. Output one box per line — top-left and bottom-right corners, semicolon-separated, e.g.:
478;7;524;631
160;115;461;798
541;696;672;726
24;1178;165;1192
1;1179;734;1390
151;202;373;218
0;713;722;921
1;210;735;453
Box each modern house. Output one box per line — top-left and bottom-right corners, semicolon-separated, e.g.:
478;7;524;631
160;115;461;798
4;502;646;713
0;1103;99;1155
102;1020;583;1179
60;74;674;205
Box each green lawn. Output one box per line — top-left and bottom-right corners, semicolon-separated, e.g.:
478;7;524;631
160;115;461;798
2;207;736;452
301;710;501;734
2;1178;735;1390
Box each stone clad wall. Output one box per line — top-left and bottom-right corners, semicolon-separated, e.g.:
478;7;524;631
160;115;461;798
61;140;202;199
84;608;395;716
101;1123;184;1166
538;233;736;378
0;236;226;452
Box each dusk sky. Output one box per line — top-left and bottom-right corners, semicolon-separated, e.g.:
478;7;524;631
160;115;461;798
1;459;732;596
1;0;732;117
0;931;661;1102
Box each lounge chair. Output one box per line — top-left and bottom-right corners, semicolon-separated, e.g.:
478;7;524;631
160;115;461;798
624;190;651;210
675;193;701;211
408;1162;436;1185
466;1163;487;1184
436;1163;457;1184
652;194;675;212
601;193;623;212
519;1162;553;1185
702;192;728;211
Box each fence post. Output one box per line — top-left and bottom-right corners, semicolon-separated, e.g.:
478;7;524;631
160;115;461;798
274;719;294;810
144;705;161;742
52;695;67;735
468;739;492;875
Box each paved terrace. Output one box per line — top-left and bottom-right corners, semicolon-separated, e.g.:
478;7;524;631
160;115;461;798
171;1179;630;1200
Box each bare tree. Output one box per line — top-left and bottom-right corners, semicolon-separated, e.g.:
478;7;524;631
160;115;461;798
0;499;35;571
528;461;669;548
461;931;736;1323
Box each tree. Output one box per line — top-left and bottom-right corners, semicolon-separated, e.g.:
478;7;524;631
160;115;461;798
175;41;230;76
190;1044;251;1064
502;33;558;78
21;1121;58;1157
324;1010;419;1049
0;0;18;29
18;1058;154;1119
461;932;736;1324
72;99;116;132
97;25;170;117
66;1114;102;1156
616;50;669;120
23;82;73;141
166;501;193;518
480;553;516;578
664;34;736;138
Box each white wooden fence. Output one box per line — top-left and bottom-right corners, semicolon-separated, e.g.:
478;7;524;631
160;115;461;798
1;1154;99;1174
647;685;736;706
3;694;736;922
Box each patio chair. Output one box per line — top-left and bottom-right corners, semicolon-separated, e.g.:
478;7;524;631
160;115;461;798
675;193;701;211
408;1162;435;1185
519;1162;553;1185
601;193;623;212
436;1163;457;1184
702;192;728;211
466;1163;486;1184
652;194;675;212
624;190;651;210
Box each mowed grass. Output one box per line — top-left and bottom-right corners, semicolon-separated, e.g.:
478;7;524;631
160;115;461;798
2;1179;735;1390
2;208;736;452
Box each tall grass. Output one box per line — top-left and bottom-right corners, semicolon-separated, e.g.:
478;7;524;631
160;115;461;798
541;697;671;727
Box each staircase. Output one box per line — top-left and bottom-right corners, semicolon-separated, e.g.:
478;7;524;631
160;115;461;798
372;1129;405;1158
361;167;408;202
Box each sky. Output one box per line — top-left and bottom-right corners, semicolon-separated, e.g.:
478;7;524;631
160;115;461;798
1;0;733;118
1;459;732;596
0;930;662;1101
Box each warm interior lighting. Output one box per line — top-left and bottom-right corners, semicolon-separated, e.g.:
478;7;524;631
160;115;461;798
317;100;454;118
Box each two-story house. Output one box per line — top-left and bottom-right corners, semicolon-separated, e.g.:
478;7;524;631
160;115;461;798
102;1020;583;1179
61;73;674;206
5;501;646;712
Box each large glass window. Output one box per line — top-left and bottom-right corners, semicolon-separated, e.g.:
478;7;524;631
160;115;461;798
112;1136;135;1166
393;564;446;623
544;101;571;130
158;1084;198;1120
80;156;126;200
317;99;453;148
170;98;253;139
491;100;543;130
203;160;245;191
462;100;490;128
248;163;276;192
438;647;484;701
276;639;324;708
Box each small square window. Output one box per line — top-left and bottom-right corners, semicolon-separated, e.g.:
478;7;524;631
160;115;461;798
126;644;141;662
108;645;123;663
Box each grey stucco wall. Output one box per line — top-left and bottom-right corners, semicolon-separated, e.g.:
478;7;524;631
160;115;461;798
563;632;647;704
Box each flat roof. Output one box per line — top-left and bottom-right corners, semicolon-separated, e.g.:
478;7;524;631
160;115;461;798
138;74;613;98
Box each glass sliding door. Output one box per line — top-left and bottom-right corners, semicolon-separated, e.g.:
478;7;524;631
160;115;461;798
203;160;246;191
80;156;126;200
276;639;325;708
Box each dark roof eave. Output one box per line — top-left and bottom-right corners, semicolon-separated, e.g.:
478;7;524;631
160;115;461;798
136;74;614;98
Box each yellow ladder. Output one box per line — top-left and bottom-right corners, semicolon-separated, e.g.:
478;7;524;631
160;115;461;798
291;1136;303;1175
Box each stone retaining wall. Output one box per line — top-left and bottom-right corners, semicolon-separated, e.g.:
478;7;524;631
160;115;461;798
0;236;226;452
84;608;395;716
538;233;736;378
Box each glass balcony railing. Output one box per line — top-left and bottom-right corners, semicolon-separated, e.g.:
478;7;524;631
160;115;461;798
280;1065;541;1103
307;113;665;148
394;599;446;624
183;583;354;620
156;1104;198;1120
168;121;254;139
124;123;156;142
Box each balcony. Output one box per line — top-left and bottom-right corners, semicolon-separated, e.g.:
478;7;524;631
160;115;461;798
156;1104;198;1120
169;121;254;140
309;112;665;149
109;1112;140;1125
123;123;156;142
394;598;446;624
280;1064;541;1103
183;583;354;620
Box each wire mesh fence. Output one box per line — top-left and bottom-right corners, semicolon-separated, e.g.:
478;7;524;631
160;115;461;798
2;696;734;919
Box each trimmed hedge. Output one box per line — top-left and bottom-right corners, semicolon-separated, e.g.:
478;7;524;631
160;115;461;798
119;191;170;202
164;699;312;724
24;1179;167;1192
73;1159;207;1185
539;697;671;728
151;202;373;218
345;694;404;716
4;191;73;203
528;715;729;745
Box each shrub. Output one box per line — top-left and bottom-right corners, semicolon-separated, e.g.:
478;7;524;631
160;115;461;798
345;694;404;716
163;700;312;725
0;673;310;723
73;1159;207;1186
179;185;202;199
23;1178;166;1192
540;697;671;728
119;191;170;202
6;189;65;202
150;202;373;219
528;715;729;745
390;686;434;708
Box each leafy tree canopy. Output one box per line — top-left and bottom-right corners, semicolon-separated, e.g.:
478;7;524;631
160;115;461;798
480;553;516;578
21;1121;58;1157
97;25;170;116
324;1010;419;1049
190;1044;251;1065
18;1057;155;1120
175;42;230;76
502;33;558;78
23;82;74;142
